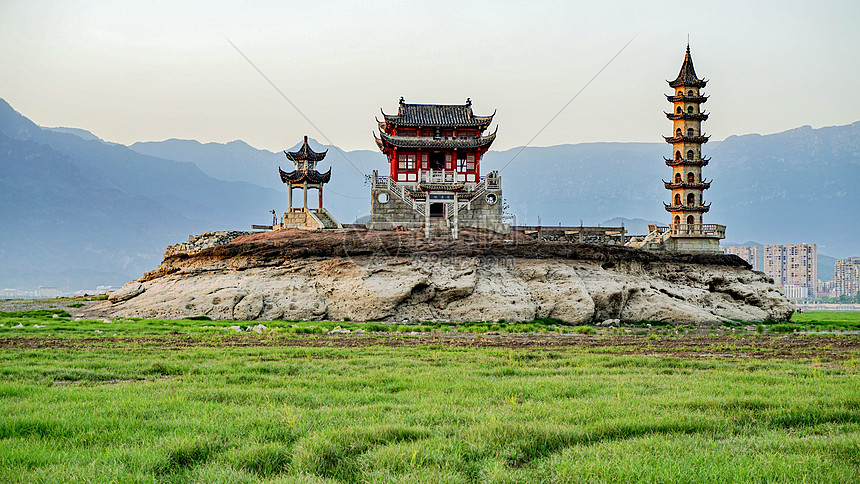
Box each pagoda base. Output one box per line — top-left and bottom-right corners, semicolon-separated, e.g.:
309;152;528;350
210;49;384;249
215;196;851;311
629;223;725;254
275;208;341;231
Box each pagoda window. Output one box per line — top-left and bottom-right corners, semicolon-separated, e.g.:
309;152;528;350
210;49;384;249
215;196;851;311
687;128;695;136
687;215;695;225
687;172;695;183
687;106;694;114
675;173;682;184
674;215;681;225
677;91;683;96
674;194;681;205
686;150;695;160
466;154;476;171
687;89;694;95
676;107;682;114
675;151;682;160
687;193;695;206
675;128;682;137
421;153;428;170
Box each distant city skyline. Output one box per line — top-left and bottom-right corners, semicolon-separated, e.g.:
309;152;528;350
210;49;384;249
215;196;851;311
2;0;859;152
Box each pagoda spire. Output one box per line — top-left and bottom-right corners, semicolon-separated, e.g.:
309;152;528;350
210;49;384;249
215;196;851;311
669;44;707;88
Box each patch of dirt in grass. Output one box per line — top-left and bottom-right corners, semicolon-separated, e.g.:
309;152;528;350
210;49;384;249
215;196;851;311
0;333;857;361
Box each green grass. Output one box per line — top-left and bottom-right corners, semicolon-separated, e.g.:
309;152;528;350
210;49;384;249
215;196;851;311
791;311;860;331
0;311;858;482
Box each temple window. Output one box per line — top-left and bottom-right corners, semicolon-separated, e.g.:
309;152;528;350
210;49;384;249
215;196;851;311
687;193;695;206
674;194;681;205
686;150;695;160
676;107;682;114
675;151;682;160
397;154;416;170
674;215;681;225
466;154;476;171
687;172;695;183
677;91;683;96
675;173;682;183
687;128;695;136
457;154;467;172
687;89;694;95
675;128;682;137
687;106;694;114
687;215;695;225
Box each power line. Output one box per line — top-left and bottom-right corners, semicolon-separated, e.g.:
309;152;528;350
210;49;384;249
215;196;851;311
223;34;367;178
499;34;638;173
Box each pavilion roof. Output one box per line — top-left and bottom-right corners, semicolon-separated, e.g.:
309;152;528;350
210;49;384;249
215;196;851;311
668;45;707;88
285;136;327;162
278;166;331;185
381;98;494;129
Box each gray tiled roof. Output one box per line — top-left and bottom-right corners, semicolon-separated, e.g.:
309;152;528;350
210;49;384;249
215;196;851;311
381;101;494;128
285;136;327;162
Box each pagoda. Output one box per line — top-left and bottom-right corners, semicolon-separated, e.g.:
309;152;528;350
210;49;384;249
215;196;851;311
368;98;508;238
276;136;340;230
658;45;724;251
630;45;724;252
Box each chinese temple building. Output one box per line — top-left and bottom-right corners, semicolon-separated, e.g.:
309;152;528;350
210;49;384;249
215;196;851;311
629;45;725;252
276;136;341;230
368;98;508;239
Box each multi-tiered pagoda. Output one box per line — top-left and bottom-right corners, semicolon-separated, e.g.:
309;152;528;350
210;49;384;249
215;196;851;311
654;45;725;252
368;98;507;238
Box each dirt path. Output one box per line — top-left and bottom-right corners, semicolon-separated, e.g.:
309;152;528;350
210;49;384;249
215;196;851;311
1;332;857;361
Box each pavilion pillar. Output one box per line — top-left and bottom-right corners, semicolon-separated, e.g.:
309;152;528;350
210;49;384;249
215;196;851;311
318;186;323;210
288;186;293;211
302;184;308;210
452;194;459;240
424;200;431;240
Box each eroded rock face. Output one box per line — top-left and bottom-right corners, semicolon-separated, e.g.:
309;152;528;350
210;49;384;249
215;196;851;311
105;238;794;325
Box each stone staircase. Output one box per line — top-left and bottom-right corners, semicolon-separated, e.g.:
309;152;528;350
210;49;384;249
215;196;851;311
310;209;341;229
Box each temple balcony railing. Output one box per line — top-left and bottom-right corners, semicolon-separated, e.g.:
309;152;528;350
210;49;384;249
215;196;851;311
665;111;709;121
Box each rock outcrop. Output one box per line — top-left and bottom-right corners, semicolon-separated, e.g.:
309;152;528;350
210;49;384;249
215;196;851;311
104;229;794;325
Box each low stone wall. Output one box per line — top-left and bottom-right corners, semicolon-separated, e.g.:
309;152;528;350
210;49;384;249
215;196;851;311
164;230;251;257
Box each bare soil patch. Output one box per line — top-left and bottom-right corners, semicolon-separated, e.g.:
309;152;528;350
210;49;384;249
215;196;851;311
2;332;856;361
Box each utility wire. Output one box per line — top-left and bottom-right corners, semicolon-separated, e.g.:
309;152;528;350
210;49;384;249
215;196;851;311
499;34;638;173
223;35;367;178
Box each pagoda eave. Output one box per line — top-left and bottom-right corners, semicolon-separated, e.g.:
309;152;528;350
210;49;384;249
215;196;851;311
663;181;712;190
377;130;497;150
664;157;710;167
666;94;708;103
664;203;711;213
664;135;710;144
665;112;709;121
668;79;707;89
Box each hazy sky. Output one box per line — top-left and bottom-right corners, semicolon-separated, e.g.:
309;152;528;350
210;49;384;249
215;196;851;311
1;0;859;151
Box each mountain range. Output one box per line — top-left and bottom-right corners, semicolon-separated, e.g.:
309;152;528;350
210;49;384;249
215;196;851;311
0;97;857;291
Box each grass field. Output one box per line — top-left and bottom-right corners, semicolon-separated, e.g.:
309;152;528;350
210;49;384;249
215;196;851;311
1;309;859;483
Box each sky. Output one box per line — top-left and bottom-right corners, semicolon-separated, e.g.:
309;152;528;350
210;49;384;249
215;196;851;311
1;0;859;152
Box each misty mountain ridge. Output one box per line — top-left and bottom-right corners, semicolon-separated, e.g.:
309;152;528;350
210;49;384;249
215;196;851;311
1;96;857;291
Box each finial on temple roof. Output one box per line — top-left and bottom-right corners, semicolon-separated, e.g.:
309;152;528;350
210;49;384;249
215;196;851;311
466;97;471;106
399;96;405;104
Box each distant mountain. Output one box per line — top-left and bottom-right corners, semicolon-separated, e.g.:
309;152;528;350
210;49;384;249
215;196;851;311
0;98;282;291
2;94;857;291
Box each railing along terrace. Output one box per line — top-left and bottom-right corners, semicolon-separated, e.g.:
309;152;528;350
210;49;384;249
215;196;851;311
667;223;725;237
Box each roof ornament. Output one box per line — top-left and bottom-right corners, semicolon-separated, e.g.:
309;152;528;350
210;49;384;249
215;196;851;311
399;96;405;104
466;97;472;106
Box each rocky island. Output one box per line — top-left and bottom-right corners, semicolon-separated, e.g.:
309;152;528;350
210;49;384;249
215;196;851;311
104;229;794;325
